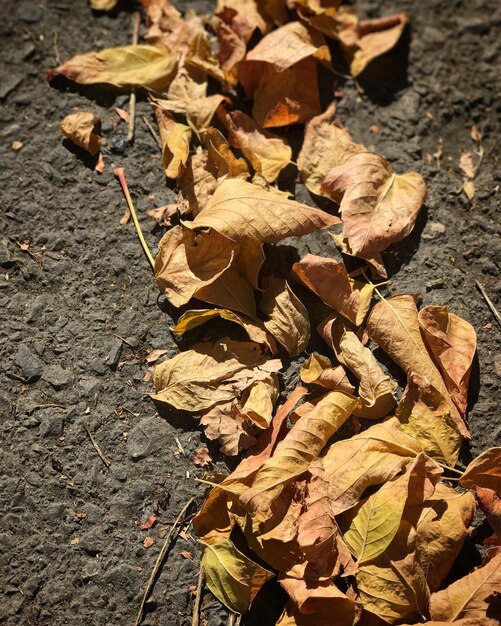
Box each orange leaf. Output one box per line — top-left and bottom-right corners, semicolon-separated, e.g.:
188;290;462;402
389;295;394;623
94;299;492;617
139;514;158;530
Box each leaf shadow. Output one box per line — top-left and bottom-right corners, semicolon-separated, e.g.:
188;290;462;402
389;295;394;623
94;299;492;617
382;203;429;278
61;138;100;171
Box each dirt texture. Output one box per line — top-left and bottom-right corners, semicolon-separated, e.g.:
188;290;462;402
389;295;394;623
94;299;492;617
0;0;500;625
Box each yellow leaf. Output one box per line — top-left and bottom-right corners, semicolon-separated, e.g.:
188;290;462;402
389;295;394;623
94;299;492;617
187;178;339;243
201;535;274;613
218;108;292;182
429;549;501;621
154;107;191;179
322;152;426;264
152;338;281;411
460;447;501;492
292;254;374;325
49;45;176;91
261;278;310;356
300;354;354;393
342;453;442;564
90;0;118;10
241;391;357;515
240;375;279;428
418;305;477;417
463;179;475;200
297;101;364;197
366;294;470;439
397;373;462;466
59;111;101;156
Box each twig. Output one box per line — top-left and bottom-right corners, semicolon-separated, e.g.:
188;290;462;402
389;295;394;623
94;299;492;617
127;11;141;143
84;424;111;468
114;167;155;271
142;115;161;147
475;280;501;329
191;565;205;626
135;497;196;626
26;403;65;415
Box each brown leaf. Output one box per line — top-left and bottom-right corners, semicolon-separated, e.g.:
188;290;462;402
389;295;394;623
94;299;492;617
322;152;426;267
153;338;281;411
201;127;250;180
115;107;130;123
459;149;475;179
139;514;158;530
338;13;409;77
180;550;193;559
239;375;280;428
194;263;258;319
300;354;354;393
460;447;501;492
476;487;501;545
292;254;374;325
187;178;339;243
143;536;154;548
429;549;501;621
366;294;470;438
192;446;212;467
200;401;259;456
310;417;423;515
416;483;476;591
218;108;292;182
260;278;310;356
418;305;477;418
154;107;191;179
470;125;482;144
297;102;365;197
397;373;462;466
60;111;101;156
49;45;177;91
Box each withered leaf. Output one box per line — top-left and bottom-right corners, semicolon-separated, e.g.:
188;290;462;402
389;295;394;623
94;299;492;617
201;535;274;613
49;45;177;91
459;149;475;179
241;391;357;516
476;487;501;545
60;111;101;156
292;254;374;326
139;514;158;530
366;294;470;439
397;373;462;466
297;102;364;197
429;549;501;621
260;278;310;357
142;0;204;52
90;0;118;10
201;127;250;180
322;152;426;268
300;354;354;393
418;305;477;418
187;178;339;243
310;417;423;515
218;108;292;182
200;401;259;456
239;375;280;428
460;447;501;492
192;446;212;466
154;107;191;179
153;338;281;411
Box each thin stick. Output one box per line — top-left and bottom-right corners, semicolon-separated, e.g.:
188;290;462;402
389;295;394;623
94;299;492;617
114;167;155;271
84;424;111;468
475;280;501;329
26;403;65;414
191;565;205;626
135;497;196;626
127;11;141;143
142;115;161;147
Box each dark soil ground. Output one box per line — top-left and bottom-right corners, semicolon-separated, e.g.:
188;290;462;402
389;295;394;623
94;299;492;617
0;0;500;624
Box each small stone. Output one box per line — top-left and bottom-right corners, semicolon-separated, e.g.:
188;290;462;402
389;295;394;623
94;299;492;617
25;471;43;487
12;140;23;151
43;364;73;390
14;344;43;382
127;416;172;461
0;241;12;267
78;377;100;396
39;415;63;438
105;338;122;370
0;75;23;100
17;2;42;23
79;529;104;556
495;354;501;379
110;133;127;154
27;294;48;321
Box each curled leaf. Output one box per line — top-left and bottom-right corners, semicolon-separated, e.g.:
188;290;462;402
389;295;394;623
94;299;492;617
201;401;259;456
60;111;101;156
154;107;191;179
300;354;354;393
460;447;501;492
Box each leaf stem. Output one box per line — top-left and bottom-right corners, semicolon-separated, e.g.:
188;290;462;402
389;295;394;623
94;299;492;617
438;463;464;476
114;167;155;271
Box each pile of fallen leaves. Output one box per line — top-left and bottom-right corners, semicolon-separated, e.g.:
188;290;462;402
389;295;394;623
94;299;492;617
49;0;500;624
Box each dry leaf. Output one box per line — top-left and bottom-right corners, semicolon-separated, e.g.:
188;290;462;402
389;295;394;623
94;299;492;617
416;483;476;591
460;447;501;492
192;446;212;466
143;536;154;548
200;401;259;456
366;294;470;439
300;354;354;393
201;127;250;180
139;514;158;530
173;309;275;352
260;278;310;356
470;125;482;144
60;111;101;156
241;391;357;516
240;375;280;428
292;254;374;325
201;535;274;613
310;417;423;515
418;305;477;418
49;45;177;91
115;107;130;123
187;178;339;243
180;550;193;559
476;487;501;545
397;373;462;466
459;149;475;179
154;107;191;178
342;453;442;564
429;549;501;621
218;108;292;182
463;179;475;201
338;13;409;76
297;101;365;196
153;338;281;411
322;152;426;267
90;0;117;10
